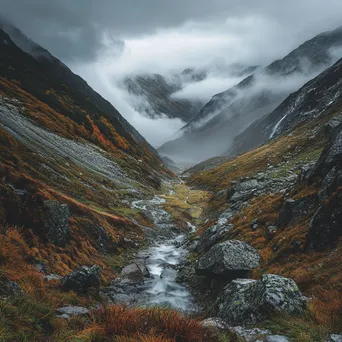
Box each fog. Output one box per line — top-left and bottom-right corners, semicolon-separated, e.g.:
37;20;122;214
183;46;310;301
2;0;342;150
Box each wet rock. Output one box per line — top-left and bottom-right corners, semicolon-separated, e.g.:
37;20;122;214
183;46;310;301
57;306;90;318
306;193;342;250
120;263;150;283
43;200;71;247
61;265;101;295
266;226;278;240
44;274;62;281
265;336;290;342
217;274;306;325
195;240;260;278
231;326;271;342
201;317;230;331
160;267;178;280
278;195;317;228
195;223;234;253
250;218;261;231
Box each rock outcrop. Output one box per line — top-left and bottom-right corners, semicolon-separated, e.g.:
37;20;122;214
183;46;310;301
43;200;71;247
195;240;260;278
217;274;307;325
61;265;101;295
278;195;317;228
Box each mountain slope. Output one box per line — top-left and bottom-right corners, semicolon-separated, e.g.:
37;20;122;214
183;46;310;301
0;25;173;184
230;57;342;156
0;21;176;287
159;26;342;166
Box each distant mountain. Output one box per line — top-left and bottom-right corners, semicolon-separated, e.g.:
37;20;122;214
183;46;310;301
122;69;206;121
229;57;342;156
159;26;342;166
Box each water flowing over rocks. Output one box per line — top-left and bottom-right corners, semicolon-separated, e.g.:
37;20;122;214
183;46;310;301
102;195;196;312
217;274;307;325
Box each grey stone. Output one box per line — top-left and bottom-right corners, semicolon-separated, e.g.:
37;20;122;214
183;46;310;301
217;274;307;325
328;334;342;342
231;326;271;342
43;200;71;247
265;336;290;342
61;265;101;295
200;317;230;331
57;306;90;317
44;274;62;281
195;240;260;278
195;223;234;253
120;263;150;283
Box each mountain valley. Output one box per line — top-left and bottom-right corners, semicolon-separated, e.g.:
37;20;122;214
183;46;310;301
0;14;342;342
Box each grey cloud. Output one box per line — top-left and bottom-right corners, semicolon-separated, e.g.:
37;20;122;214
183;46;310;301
1;0;342;62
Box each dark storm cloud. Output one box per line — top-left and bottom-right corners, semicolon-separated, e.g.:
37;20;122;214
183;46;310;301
1;0;342;62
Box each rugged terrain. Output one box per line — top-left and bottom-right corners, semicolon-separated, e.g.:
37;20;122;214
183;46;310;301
159;26;342;166
1;17;342;342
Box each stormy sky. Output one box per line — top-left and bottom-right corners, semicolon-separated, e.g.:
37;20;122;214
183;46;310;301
1;0;342;146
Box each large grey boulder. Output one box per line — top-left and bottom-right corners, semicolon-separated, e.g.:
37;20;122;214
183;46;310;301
217;274;307;325
61;265;101;295
43;200;71;247
195;240;260;278
120;262;150;283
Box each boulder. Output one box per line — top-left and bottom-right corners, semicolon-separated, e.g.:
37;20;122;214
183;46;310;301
195;240;260;278
61;265;101;295
43;200;71;247
120;263;150;283
217;274;306;325
278;195;317;228
195;223;234;253
57;306;90;318
328;335;342;342
265;336;290;342
200;317;230;331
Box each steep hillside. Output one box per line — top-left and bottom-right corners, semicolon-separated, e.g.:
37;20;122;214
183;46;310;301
230;57;342;156
159;26;342;166
181;97;342;340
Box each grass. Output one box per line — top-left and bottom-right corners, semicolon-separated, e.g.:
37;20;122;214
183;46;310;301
162;183;210;228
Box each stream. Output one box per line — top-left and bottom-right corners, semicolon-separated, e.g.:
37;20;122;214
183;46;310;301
104;195;196;312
